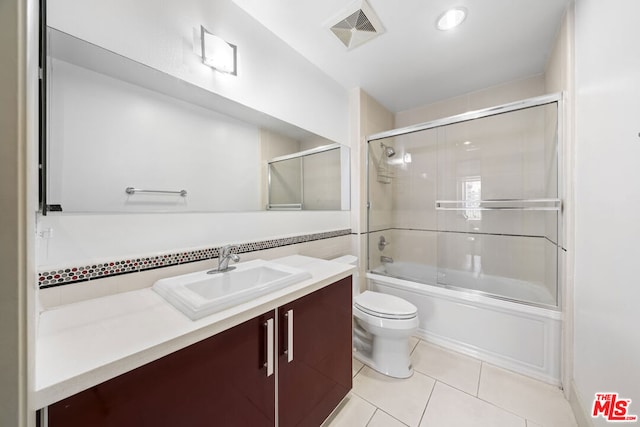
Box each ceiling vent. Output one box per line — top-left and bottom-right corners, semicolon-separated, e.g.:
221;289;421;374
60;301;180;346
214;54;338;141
329;1;385;50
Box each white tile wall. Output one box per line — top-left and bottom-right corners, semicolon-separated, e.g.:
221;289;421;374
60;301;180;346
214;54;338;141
388;229;437;267
391;131;438;230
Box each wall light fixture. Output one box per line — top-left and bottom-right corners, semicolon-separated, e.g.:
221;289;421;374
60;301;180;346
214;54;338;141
197;25;237;75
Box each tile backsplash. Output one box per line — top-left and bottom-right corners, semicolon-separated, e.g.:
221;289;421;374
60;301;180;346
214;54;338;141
38;229;351;289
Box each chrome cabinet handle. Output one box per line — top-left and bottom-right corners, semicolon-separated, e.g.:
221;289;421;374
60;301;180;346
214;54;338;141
265;318;274;377
285;309;294;363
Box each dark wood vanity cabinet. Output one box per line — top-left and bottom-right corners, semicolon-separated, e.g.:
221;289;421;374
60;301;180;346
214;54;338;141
278;276;352;427
48;311;277;427
47;276;352;427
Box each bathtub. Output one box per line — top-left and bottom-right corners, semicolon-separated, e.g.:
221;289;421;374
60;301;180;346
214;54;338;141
379;262;557;307
367;262;562;385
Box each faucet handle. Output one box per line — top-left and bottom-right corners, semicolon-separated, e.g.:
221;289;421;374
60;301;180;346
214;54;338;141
210;244;241;274
220;244;239;256
378;236;390;251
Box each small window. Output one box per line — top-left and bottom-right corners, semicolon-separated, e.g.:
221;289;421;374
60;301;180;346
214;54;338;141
461;177;481;220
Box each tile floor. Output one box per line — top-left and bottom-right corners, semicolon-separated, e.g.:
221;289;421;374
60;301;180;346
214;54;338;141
324;338;577;427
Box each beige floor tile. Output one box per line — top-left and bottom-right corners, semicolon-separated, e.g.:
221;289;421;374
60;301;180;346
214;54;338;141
411;341;482;395
478;364;577;427
420;382;525;427
368;409;408;427
409;336;420;354
353;357;365;378
322;392;376;427
353;366;435;427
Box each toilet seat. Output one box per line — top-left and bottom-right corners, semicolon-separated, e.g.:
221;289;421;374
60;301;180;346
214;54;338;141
354;291;417;320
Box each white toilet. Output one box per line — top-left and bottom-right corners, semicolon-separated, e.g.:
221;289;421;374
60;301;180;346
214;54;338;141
331;255;419;379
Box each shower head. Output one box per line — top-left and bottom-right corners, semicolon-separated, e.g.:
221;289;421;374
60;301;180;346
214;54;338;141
381;143;396;158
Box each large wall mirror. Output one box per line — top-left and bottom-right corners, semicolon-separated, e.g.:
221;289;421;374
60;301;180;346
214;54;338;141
43;28;350;213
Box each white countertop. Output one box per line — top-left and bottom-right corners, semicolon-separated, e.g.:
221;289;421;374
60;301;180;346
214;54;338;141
34;255;354;409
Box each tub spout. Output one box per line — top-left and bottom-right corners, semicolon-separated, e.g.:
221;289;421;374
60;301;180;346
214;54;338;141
380;256;394;264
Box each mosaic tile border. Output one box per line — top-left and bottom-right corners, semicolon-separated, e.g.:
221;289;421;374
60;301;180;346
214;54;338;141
38;229;352;289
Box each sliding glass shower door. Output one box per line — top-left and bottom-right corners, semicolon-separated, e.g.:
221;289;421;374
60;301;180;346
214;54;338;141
367;95;562;308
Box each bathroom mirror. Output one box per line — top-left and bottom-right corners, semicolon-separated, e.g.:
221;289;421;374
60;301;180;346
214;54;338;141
43;28;350;213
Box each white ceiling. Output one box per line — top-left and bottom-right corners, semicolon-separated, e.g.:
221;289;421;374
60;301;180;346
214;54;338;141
232;0;570;113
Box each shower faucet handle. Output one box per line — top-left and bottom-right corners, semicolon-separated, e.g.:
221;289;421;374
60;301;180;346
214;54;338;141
378;236;390;251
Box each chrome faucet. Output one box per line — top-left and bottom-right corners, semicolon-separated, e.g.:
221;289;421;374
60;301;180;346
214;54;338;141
380;255;394;264
208;244;240;274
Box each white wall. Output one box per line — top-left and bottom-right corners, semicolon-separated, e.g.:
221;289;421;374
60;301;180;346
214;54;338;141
573;0;640;424
37;211;350;269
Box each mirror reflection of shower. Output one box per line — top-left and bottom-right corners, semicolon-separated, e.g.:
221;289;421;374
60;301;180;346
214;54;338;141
377;142;395;183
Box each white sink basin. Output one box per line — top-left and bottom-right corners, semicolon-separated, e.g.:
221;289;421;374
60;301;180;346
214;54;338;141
152;259;312;320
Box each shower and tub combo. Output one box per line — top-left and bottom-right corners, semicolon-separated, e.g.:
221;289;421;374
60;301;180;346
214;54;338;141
365;94;564;385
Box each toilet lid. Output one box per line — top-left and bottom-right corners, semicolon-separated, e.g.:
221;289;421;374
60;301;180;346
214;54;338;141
354;291;417;320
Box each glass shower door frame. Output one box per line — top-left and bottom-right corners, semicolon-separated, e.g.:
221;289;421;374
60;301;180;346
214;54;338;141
365;92;564;309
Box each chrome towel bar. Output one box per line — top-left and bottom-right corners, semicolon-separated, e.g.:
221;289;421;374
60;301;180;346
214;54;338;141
435;198;561;211
125;187;187;197
267;203;303;210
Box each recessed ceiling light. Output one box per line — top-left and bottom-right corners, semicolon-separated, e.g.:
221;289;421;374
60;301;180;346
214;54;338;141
436;7;467;31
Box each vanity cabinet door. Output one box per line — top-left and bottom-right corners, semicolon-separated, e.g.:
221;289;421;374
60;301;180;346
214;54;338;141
48;310;276;427
277;276;353;427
